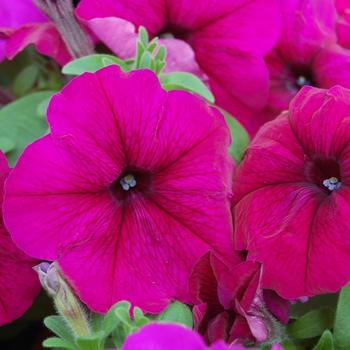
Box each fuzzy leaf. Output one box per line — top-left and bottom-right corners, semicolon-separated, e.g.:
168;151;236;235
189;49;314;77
44;316;76;346
312;330;334;350
62;55;126;75
287;307;335;339
157;301;193;328
334;282;350;349
160;72;214;103
0;91;54;165
43;336;76;350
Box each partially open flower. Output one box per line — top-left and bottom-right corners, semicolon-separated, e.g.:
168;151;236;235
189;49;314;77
189;252;288;345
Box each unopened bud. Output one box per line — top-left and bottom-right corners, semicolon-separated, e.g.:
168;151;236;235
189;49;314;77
34;261;91;337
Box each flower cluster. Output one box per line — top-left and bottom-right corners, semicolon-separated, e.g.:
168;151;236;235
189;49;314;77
0;1;350;350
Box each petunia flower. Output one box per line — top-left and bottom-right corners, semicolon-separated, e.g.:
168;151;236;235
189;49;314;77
254;0;350;133
76;0;282;136
0;151;40;326
120;323;255;350
189;252;289;345
234;85;350;299
3;65;234;313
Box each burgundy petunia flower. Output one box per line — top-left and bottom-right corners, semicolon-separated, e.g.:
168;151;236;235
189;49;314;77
3;66;234;313
76;0;282;136
255;0;350;133
234;85;350;299
0;151;40;326
189;252;289;345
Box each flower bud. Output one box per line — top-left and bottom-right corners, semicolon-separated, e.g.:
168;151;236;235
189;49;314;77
34;261;91;337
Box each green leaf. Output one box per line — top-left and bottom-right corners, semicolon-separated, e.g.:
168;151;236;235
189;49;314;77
133;307;149;327
62;55;126;75
291;294;338;319
75;332;105;350
287;307;335;339
160;72;214;103
222;111;250;164
0;91;55;165
43;337;76;350
157;301;193;328
334;282;350;349
0;137;15;153
44;316;76;346
102;301;131;336
312;330;334;350
13;64;39;97
281;340;298;350
37;95;53;119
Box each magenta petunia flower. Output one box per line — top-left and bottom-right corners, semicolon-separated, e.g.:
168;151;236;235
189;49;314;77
234;85;350;298
121;323;253;350
189;252;289;344
255;0;350;133
76;0;281;136
0;151;40;326
3;66;234;313
0;0;71;65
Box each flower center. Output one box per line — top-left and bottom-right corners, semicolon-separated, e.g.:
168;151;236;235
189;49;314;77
322;177;341;191
109;168;152;203
120;174;137;191
158;23;190;41
305;157;342;193
290;65;316;89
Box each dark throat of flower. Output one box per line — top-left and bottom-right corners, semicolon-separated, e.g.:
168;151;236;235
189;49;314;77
158;23;190;41
305;157;342;194
290;65;317;90
33;0;94;58
109;167;152;203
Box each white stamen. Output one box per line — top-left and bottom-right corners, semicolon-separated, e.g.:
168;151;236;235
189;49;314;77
297;76;307;87
323;177;341;191
120;174;137;191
